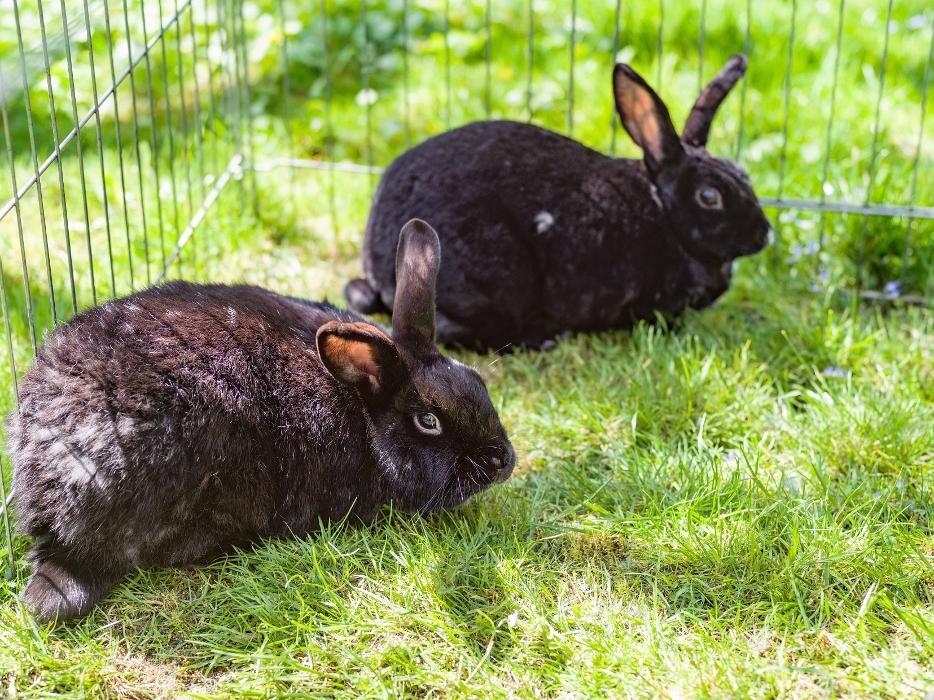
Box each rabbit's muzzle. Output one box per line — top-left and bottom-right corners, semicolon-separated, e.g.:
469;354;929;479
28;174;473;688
487;444;516;484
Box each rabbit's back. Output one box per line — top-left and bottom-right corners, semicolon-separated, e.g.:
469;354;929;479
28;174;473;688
365;120;605;287
9;282;373;573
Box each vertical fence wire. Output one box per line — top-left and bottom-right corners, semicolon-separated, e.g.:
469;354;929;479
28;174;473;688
901;17;934;284
203;0;222;187
855;0;894;290
0;220;19;404
0;78;22;402
187;0;209;210
0;66;38;354
175;0;206;269
234;0;258;208
776;0;797;203
484;0;492;119
360;0;374;192
58;0;97;305
401;0;411;147
218;0;235;180
174;0;197;273
526;0;534;122
120;0;152;286
444;0;452;129
0;77;19;506
0;455;13;577
276;0;294;204
36;0;79;315
697;0;706;94
319;0;338;235
609;0;622;155
774;0;797;258
101;0;137;296
156;0;184;277
567;0;576;136
0;210;16;566
80;0;118;296
138;0;169;272
172;0;198;269
182;4;199;264
656;0;663;89
733;0;751;159
13;0;59;324
0;259;16;404
816;0;846;270
222;0;243;210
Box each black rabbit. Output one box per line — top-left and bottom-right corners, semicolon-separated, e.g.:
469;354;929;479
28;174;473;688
8;219;515;624
346;55;770;350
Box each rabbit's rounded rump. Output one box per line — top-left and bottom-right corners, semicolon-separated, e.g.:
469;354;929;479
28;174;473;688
10;220;515;624
11;285;362;575
347;56;771;350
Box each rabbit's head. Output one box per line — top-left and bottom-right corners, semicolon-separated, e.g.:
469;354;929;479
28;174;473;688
614;54;770;263
317;219;515;513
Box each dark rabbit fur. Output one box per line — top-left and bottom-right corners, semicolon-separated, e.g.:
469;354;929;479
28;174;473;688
346;55;771;350
8;219;515;625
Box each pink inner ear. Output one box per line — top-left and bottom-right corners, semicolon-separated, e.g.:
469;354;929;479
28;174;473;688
319;321;398;393
352;348;383;393
344;341;384;392
629;96;663;158
322;333;383;390
348;344;379;379
616;82;662;159
636;110;662;155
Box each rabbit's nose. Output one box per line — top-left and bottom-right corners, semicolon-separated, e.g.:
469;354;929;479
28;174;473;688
492;445;516;483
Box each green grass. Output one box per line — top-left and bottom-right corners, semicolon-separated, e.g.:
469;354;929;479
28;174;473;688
0;0;932;697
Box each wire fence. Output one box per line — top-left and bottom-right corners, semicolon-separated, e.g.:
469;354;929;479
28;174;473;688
0;0;932;577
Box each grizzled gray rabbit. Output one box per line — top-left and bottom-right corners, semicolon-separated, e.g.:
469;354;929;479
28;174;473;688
9;219;515;624
346;55;770;350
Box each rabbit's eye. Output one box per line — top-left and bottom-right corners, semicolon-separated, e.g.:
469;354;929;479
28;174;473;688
695;187;723;209
413;412;442;436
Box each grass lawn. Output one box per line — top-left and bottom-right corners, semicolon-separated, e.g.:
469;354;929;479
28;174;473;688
0;0;932;697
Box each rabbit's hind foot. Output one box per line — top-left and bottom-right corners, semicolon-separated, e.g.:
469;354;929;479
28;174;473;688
22;558;117;625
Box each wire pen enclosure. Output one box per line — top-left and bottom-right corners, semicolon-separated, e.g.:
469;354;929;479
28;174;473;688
0;0;931;575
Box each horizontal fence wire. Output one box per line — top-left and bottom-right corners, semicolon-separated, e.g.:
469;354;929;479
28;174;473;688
253;158;934;221
0;0;932;571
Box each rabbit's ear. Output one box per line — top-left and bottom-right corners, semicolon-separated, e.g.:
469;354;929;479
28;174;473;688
392;219;441;355
682;54;747;147
317;321;404;396
613;64;683;174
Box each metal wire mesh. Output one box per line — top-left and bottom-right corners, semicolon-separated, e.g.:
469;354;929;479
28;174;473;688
0;0;251;575
0;0;932;576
